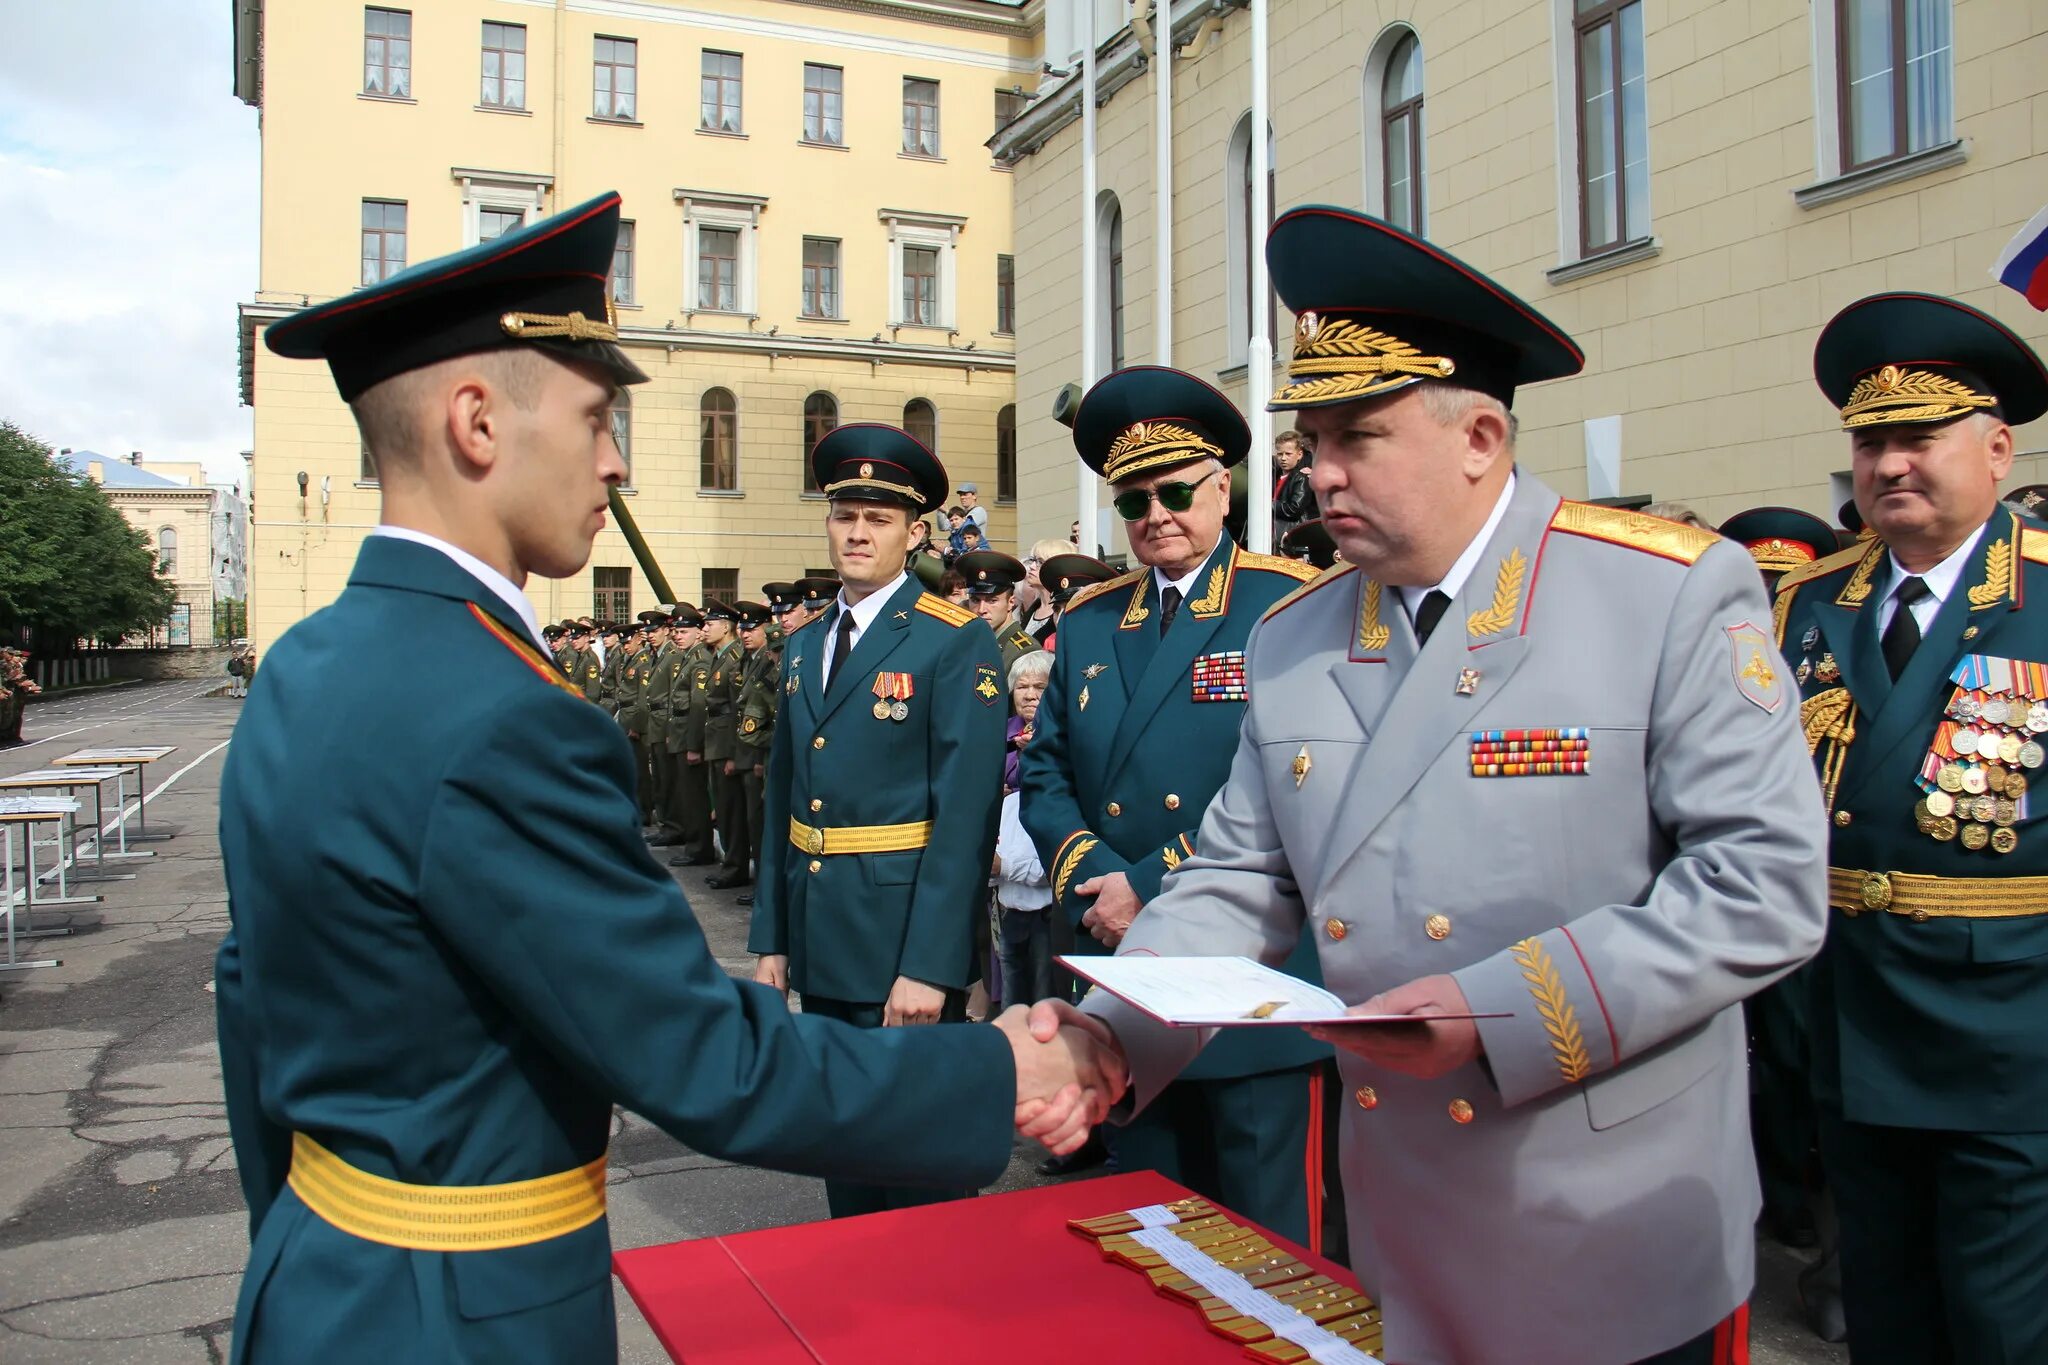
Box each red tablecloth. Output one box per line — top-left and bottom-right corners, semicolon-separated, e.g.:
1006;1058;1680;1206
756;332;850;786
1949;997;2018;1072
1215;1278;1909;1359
613;1171;1363;1364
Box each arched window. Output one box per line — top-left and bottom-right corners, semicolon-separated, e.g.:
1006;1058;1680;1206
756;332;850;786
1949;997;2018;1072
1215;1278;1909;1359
608;388;633;485
996;404;1017;503
1098;194;1125;372
1226;115;1277;366
1380;33;1424;234
157;527;178;577
803;392;837;492
903;398;937;451
699;387;738;490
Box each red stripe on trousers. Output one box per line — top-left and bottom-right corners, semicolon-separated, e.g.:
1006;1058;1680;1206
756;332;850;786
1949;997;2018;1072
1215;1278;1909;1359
1305;1068;1324;1256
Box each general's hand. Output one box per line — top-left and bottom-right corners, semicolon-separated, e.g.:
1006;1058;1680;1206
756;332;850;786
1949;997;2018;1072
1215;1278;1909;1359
753;954;789;1000
996;1001;1129;1154
1077;872;1141;947
883;975;946;1027
1307;974;1482;1078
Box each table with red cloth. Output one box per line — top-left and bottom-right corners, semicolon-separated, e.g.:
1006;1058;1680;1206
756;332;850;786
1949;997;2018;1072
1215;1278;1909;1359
613;1171;1366;1364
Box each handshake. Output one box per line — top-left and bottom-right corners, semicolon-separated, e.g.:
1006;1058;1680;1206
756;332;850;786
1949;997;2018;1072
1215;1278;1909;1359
996;999;1129;1156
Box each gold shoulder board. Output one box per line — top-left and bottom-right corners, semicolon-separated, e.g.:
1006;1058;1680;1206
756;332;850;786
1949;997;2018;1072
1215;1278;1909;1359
2021;526;2048;568
1236;550;1320;583
1549;501;1720;565
1064;568;1148;613
1260;562;1359;623
1775;540;1870;593
913;594;977;628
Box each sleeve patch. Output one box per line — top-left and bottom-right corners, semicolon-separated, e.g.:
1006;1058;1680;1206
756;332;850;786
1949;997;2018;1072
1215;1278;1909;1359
974;664;1000;704
1725;621;1783;713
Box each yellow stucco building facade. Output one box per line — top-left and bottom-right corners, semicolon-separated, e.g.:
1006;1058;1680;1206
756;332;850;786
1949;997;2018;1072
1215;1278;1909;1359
994;0;2048;551
234;0;1033;652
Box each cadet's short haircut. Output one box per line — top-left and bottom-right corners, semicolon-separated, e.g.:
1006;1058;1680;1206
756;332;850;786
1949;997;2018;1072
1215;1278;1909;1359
348;348;552;473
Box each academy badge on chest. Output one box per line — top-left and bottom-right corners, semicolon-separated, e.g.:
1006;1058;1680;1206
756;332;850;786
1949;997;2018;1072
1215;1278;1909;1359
871;671;913;722
1913;655;2048;855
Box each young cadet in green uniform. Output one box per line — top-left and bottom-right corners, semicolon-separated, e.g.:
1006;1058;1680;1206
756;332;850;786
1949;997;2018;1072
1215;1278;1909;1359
734;601;778;897
656;606;713;861
598;622;625;716
572;624;605;703
701;603;751;889
619;613;662;823
218;191;1120;1365
1035;552;1116;651
955;550;1039;681
642;608;689;846
1018;366;1328;1245
1776;293;2048;1364
748;424;1011;1219
665;621;719;869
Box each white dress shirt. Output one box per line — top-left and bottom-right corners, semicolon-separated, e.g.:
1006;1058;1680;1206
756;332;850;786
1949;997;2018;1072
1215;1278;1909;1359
1877;521;1988;635
1397;472;1518;626
370;525;546;652
821;570;908;683
1153;555;1213;607
994;790;1053;911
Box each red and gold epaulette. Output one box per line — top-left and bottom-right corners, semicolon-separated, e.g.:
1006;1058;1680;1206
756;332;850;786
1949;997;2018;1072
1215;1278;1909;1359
1775;541;1869;593
1549;501;1718;565
2022;526;2048;567
913;594;977;628
467;603;583;697
1260;563;1358;623
1064;568;1147;613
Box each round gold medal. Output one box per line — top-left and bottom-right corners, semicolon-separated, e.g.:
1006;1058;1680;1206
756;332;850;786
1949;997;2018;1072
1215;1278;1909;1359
1929;816;1958;842
873;700;893;719
1962;822;1991;851
1938;764;1966;793
1985;766;2009;797
1995;799;2019;826
2009;773;2030;800
2000;734;2025;765
1925;790;1956;819
1992;828;2020;854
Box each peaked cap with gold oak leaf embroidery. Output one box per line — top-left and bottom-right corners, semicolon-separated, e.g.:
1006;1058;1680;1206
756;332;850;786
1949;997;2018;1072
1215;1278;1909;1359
1815;292;2048;432
1072;365;1251;485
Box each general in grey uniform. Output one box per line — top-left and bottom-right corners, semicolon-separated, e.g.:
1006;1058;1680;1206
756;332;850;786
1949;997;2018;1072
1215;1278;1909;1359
1079;206;1828;1365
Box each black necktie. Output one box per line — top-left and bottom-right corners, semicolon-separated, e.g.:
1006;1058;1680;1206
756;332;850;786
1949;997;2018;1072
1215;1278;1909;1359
1882;577;1930;680
827;608;856;690
1159;585;1183;636
1412;589;1452;646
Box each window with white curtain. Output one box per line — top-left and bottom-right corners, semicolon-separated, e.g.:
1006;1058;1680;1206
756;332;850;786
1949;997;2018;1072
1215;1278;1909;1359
1839;0;1952;172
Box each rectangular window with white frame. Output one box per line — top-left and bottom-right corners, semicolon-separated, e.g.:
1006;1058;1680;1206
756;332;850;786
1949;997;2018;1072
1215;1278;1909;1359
611;221;636;306
880;209;961;330
996;254;1015;334
1573;0;1650;258
361;199;406;284
902;246;939;325
804;63;843;145
456;171;549;248
677;190;767;317
1838;0;1952;173
594;36;637;121
478;207;523;242
364;7;411;97
802;237;841;319
903;78;940;156
701;50;742;133
481;21;525;109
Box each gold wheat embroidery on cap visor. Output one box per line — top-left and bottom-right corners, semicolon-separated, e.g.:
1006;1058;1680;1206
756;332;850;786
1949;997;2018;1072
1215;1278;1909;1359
1511;937;1591;1084
1103;421;1223;484
1272;312;1456;408
1839;365;1997;430
1745;538;1820;575
500;294;622;342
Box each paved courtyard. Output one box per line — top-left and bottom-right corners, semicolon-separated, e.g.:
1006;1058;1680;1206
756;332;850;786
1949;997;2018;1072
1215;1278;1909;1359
0;679;1845;1363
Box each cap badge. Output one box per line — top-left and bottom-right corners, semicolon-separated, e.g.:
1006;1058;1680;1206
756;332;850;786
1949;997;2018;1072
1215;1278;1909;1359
859;462;875;477
1840;364;1997;430
1277;314;1456;408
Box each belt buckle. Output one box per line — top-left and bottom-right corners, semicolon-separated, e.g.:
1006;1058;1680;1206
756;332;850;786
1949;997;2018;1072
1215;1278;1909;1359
805;826;826;855
1860;872;1893;913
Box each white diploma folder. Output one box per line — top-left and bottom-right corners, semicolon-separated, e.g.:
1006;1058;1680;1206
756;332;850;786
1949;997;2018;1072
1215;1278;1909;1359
1057;954;1507;1028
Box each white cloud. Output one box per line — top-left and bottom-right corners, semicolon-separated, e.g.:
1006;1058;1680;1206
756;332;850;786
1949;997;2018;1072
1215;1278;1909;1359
0;1;259;486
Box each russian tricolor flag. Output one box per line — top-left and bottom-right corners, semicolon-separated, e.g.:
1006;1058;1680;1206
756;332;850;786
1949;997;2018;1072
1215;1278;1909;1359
1993;205;2048;311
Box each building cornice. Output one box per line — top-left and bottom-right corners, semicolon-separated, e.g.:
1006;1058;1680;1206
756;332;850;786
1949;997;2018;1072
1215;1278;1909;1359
236;301;1012;404
498;0;1033;67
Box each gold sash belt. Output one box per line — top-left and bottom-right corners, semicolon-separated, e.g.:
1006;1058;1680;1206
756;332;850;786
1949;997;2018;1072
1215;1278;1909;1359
287;1133;606;1252
787;816;934;856
1828;867;2048;922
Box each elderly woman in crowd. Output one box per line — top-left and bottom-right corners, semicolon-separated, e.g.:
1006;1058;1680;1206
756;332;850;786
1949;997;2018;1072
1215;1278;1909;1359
994;650;1055;1009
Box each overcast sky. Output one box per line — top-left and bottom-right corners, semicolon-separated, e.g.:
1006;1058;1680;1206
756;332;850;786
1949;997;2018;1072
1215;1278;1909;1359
0;1;259;487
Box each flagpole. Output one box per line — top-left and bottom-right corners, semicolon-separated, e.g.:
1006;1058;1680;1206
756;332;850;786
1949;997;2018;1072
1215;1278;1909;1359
1153;0;1173;365
1245;0;1274;554
1076;0;1101;556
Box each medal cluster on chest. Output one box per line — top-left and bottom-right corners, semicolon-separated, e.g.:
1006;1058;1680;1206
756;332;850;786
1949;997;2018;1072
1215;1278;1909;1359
1912;656;2048;854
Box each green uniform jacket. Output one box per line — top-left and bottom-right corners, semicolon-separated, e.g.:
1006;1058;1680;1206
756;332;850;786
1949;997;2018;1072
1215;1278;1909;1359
599;647;621;715
646;643;684;748
673;644;712;754
617;643;655;735
995;615;1039;682
1019;539;1330;1081
574;647;604;704
747;576;1006;1001
737;645;780;760
703;640;745;764
1779;507;2048;1133
214;539;1013;1362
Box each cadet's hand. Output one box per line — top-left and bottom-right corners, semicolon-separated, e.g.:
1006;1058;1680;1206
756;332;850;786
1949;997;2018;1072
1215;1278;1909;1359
1307;974;1482;1078
997;1001;1129;1154
753;954;789;999
723;759;737;777
883;975;946;1026
686;751;702;764
753;762;765;778
1078;872;1141;947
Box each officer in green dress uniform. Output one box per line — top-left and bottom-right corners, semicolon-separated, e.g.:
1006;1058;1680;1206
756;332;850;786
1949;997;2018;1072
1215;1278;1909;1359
573;625;605;703
734;601;778;900
748;423;1010;1219
218;191;1119;1364
1017;366;1330;1246
702;602;752;890
1776;292;2048;1363
956;550;1039;680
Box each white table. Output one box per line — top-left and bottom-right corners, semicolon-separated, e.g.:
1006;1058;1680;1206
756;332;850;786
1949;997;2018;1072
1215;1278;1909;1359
0;805;73;972
53;746;180;846
0;768;126;898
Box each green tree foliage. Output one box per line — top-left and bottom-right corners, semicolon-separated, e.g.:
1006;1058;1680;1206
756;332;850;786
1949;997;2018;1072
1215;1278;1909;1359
0;421;176;645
